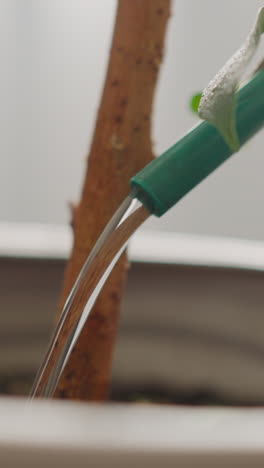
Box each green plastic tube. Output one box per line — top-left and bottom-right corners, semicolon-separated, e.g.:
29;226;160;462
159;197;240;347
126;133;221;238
130;70;264;217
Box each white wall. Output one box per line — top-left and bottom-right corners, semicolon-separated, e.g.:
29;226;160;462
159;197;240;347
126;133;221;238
1;0;264;239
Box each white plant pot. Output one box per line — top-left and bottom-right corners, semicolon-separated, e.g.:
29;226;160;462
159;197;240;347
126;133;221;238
1;397;264;467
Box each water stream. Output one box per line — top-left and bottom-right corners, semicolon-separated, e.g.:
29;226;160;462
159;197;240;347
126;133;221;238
30;196;150;398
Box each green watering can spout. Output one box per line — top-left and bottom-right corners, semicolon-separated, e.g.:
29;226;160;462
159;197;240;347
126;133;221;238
131;69;264;217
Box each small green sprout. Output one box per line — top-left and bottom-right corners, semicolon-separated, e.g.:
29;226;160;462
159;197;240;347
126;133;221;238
190;93;202;114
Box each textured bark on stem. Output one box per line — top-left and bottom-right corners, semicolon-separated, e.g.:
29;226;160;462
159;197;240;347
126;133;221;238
54;0;171;401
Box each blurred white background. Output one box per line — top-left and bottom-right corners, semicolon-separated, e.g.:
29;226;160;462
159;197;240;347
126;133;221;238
0;0;264;239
